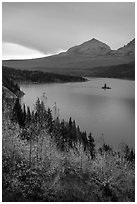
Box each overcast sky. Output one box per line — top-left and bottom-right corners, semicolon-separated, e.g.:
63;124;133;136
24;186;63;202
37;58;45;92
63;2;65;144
2;2;135;59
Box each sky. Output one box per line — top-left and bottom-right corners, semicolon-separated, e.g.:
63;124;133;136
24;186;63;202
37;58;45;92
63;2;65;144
2;2;135;60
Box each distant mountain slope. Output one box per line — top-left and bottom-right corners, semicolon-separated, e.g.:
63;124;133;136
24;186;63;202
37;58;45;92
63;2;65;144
117;39;135;56
2;38;135;79
66;38;111;56
87;62;135;80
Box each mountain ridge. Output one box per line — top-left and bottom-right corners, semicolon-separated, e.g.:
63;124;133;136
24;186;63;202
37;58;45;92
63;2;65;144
2;38;135;78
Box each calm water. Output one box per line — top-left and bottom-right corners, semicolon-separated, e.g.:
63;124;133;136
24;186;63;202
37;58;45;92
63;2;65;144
20;78;135;148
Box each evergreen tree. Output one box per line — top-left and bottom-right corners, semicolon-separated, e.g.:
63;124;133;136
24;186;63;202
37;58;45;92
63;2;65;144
22;104;26;126
12;98;23;126
76;125;82;143
127;148;135;162
88;133;95;159
26;106;31;125
72;120;77;142
69;117;72;127
68;117;73;147
103;144;112;152
35;98;41;121
52;117;63;149
123;145;135;162
34;98;47;128
53;117;60;135
60;120;68;143
81;131;88;151
46;108;53;133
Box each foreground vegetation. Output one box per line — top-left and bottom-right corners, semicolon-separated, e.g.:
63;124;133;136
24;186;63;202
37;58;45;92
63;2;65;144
2;88;135;201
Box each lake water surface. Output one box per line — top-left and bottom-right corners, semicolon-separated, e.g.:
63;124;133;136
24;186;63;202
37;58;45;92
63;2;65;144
20;78;135;148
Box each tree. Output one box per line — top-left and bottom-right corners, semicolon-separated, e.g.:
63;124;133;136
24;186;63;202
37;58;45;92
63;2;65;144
34;98;47;129
52;117;63;149
22;104;26;126
12;98;24;126
127;148;135;162
35;98;41;121
60;120;69;148
76;125;82;143
26;106;31;125
123;145;135;162
88;133;95;159
68;117;73;147
72;120;77;141
46;108;53;133
81;131;88;151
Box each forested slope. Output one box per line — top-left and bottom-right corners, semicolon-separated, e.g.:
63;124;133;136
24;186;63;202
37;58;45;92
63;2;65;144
2;66;87;83
2;91;135;202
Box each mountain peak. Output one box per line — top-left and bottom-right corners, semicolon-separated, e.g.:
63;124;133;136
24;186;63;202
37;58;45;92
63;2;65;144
67;38;111;56
83;38;107;45
91;38;101;42
91;38;98;41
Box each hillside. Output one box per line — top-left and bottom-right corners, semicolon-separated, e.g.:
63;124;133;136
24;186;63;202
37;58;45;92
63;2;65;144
86;62;135;80
117;39;135;56
2;66;87;83
2;38;135;79
3;94;135;202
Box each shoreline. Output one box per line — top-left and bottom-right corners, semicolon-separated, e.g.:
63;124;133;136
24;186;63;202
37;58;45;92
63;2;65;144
16;78;89;85
85;76;135;81
17;76;134;85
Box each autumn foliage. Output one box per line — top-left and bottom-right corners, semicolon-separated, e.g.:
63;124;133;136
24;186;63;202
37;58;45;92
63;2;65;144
2;97;135;202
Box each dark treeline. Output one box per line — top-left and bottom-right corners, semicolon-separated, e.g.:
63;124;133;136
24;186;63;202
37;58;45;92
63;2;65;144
2;66;87;83
2;72;22;96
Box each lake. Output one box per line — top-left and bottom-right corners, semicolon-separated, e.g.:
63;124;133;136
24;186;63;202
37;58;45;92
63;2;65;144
20;78;135;148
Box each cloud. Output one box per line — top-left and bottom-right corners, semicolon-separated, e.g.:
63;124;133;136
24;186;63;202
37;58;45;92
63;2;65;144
2;42;46;60
2;2;135;52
